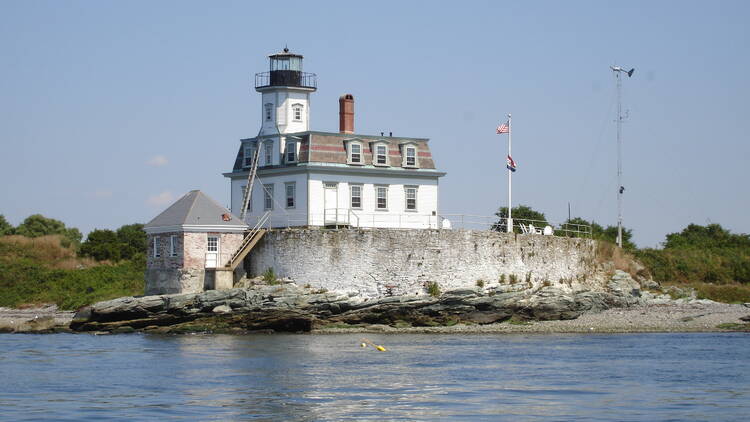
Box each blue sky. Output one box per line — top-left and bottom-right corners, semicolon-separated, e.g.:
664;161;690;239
1;1;748;247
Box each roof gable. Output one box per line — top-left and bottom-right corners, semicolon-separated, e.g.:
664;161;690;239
145;190;247;231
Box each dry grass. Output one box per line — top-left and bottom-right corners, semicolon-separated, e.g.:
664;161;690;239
596;240;650;279
0;235;103;269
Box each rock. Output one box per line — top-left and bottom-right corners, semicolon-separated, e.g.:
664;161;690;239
740;315;750;322
212;305;232;314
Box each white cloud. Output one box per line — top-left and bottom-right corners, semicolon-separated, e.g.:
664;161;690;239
147;155;169;166
147;191;175;207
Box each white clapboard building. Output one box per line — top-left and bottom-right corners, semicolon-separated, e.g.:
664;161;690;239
223;48;446;229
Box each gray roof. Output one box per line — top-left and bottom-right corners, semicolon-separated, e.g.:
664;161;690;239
144;190;248;231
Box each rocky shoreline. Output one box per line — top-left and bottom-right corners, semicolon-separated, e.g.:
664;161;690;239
4;270;747;335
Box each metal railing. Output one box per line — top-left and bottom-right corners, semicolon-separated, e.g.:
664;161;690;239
241;211;591;237
254;71;317;89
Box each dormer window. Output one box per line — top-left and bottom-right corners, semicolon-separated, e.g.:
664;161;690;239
264;142;273;166
286;141;296;163
351;144;361;163
401;143;418;168
292;103;303;121
264;103;273;121
243;144;256;168
375;144;388;165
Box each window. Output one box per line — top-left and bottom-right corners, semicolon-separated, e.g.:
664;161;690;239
350;184;362;209
169;235;178;257
286;142;296;163
350;143;362;164
243;144;255;168
264;142;273;166
376;185;388;210
375;144;388;165
264;184;274;210
292;104;303;121
264;103;273;121
240;184;251;212
285;182;295;208
405;186;417;211
152;236;160;258
207;236;218;252
405;146;417;167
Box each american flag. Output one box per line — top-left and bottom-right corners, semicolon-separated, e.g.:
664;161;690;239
496;121;509;134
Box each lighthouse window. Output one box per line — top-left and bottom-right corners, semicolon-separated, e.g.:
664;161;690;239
286;142;296;162
350;143;362;164
292;104;303;121
405;147;417;167
376;185;388;210
375;145;388;165
285;182;296;209
264;142;273;166
264;184;274;210
207;236;218;252
264;103;273;121
243;144;255;168
152;236;160;258
405;186;417;211
350;184;362;209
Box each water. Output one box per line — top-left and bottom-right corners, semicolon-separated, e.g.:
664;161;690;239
0;333;748;421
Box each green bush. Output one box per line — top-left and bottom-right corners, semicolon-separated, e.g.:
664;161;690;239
426;281;441;297
262;267;278;284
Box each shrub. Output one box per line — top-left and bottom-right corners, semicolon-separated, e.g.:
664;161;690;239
509;274;518;284
262;267;278;284
476;279;485;288
499;274;506;283
426;281;441;297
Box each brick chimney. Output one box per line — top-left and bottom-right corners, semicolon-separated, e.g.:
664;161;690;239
339;94;354;134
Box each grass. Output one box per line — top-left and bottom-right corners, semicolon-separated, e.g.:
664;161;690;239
475;279;485;288
426;281;441;297
262;267;279;284
0;235;144;310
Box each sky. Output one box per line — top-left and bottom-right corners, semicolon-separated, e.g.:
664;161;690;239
1;0;749;248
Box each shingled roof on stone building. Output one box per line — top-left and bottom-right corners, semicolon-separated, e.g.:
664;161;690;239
144;190;248;233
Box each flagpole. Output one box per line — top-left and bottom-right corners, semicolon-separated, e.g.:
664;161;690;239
507;113;512;233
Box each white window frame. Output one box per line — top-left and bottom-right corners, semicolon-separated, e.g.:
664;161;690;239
285;182;296;209
285;141;296;163
405;186;418;211
152;236;160;258
169;235;178;257
350;184;363;209
243;144;255;168
264;184;274;210
264;103;273;121
292;103;303;121
264;142;273;166
346;141;363;165
375;185;388;210
207;236;218;252
404;145;417;167
374;143;389;166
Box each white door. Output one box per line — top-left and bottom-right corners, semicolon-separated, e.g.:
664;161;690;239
323;182;338;224
205;235;219;268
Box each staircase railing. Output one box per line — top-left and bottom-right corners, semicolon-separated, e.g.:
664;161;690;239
226;211;271;268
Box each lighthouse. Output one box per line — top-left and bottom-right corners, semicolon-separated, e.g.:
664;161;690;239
254;47;317;136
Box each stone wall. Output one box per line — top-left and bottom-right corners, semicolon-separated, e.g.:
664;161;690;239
146;231;246;295
248;229;601;298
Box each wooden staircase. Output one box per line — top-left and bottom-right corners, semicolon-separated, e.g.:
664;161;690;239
226;211;270;270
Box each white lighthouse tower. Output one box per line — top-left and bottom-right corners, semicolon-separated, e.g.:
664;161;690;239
255;47;317;137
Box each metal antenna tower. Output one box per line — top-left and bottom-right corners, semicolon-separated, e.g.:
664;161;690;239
610;65;634;248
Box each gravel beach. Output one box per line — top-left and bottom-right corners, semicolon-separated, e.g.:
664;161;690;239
314;301;750;334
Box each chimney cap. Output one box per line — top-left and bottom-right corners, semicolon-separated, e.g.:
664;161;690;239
339;93;354;100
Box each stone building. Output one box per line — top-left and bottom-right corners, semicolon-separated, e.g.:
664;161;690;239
143;190;249;295
224;48;446;229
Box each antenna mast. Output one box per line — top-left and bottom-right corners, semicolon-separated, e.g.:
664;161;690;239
610;65;634;248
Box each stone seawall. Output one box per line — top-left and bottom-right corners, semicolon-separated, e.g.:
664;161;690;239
248;229;602;298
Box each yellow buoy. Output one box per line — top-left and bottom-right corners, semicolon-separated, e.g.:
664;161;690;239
375;345;387;352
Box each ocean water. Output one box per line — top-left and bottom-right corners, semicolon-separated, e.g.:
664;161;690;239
0;332;748;421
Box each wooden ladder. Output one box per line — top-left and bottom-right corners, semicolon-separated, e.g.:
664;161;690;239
239;148;260;221
226;211;271;270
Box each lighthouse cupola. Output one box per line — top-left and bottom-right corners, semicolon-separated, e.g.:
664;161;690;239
254;47;316;136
